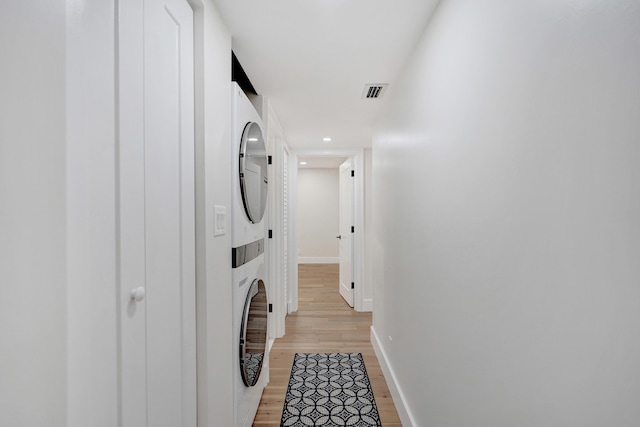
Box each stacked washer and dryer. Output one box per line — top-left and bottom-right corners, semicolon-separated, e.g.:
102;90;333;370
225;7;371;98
231;82;269;427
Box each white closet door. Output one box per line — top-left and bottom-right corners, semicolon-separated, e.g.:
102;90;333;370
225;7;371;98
118;0;195;426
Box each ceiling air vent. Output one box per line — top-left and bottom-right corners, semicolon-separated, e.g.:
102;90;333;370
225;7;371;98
362;83;388;99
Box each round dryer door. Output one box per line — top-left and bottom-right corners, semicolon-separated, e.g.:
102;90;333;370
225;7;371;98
239;122;268;223
239;279;268;387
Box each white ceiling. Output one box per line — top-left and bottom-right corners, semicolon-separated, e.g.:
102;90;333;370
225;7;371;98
297;156;348;169
213;0;441;149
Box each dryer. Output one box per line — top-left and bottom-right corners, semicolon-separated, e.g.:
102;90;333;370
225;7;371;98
231;82;268;248
231;81;269;427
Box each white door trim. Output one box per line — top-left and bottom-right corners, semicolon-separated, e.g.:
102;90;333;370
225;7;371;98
288;149;365;312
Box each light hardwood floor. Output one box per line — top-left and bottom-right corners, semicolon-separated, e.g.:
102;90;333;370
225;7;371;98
253;263;401;426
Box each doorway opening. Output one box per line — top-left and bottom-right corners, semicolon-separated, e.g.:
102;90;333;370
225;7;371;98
285;150;366;315
296;156;353;306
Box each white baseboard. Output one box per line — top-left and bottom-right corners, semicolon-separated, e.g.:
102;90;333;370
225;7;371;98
361;298;373;312
370;326;416;427
297;257;339;264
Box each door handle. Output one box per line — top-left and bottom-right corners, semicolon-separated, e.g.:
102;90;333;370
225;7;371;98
130;287;146;302
336;235;342;240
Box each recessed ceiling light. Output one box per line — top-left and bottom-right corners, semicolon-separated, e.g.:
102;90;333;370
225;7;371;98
247;137;258;142
322;137;332;142
299;161;308;165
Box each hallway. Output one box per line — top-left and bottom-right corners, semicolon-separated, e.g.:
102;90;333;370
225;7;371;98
4;1;640;425
253;264;401;426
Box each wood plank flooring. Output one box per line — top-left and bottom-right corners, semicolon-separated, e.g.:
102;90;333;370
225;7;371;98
253;264;402;426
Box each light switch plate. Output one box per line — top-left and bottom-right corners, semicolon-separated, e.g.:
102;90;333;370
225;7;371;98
214;205;226;236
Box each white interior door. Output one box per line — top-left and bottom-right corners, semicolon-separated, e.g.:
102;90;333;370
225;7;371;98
339;159;354;307
119;0;195;425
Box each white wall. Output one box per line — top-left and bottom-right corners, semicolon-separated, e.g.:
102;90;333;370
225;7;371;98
362;148;374;310
0;1;68;425
66;0;118;425
297;168;340;263
194;1;234;425
372;1;640;426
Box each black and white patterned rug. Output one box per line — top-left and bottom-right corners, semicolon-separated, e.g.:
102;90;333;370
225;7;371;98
280;353;382;427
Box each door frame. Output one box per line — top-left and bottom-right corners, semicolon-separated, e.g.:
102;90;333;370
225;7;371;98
287;148;365;312
266;105;288;340
338;158;354;307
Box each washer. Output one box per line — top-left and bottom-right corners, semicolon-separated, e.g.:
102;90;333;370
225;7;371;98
233;254;268;427
231;81;269;427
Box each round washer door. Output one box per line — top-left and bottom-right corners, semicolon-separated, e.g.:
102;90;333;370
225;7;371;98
239;279;268;387
239;122;268;223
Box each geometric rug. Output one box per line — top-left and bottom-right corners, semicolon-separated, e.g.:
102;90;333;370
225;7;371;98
280;353;382;426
